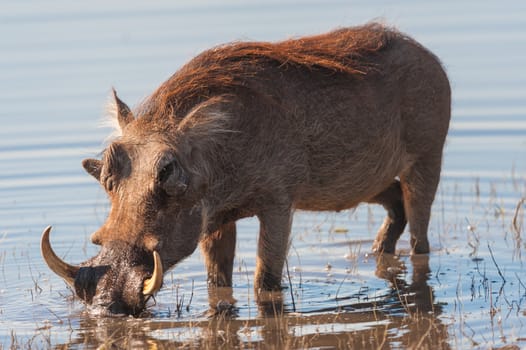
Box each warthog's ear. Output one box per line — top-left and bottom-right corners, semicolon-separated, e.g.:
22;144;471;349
157;157;188;197
112;88;134;130
82;158;103;181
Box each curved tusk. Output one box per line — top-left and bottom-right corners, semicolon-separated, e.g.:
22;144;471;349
40;226;79;287
143;251;163;296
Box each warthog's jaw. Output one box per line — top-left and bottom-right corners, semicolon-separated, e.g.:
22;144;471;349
40;226;164;315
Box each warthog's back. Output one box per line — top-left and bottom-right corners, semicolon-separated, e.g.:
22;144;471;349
137;23;450;213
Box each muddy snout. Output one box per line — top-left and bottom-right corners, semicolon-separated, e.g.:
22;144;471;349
41;226;163;316
74;264;146;316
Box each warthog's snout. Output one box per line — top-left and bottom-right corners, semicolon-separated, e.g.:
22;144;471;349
41;226;163;316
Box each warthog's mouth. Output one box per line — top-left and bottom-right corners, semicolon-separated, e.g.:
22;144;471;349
40;226;163;314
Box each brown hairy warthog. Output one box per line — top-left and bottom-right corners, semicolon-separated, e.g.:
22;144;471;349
41;23;450;316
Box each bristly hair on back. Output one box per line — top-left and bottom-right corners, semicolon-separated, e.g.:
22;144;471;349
136;22;394;121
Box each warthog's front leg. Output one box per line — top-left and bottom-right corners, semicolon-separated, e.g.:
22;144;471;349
254;204;293;292
200;221;237;287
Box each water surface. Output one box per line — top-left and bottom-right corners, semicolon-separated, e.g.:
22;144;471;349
1;0;525;348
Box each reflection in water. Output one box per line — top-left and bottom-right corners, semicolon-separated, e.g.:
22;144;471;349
372;254;449;349
375;254;436;314
255;290;287;318
59;255;450;349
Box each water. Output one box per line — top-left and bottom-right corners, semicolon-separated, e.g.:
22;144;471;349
1;0;525;348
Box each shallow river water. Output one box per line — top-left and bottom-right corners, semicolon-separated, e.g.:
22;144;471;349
1;1;525;349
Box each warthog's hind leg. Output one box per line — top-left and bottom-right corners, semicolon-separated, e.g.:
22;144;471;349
200;221;237;287
369;180;407;254
400;157;442;254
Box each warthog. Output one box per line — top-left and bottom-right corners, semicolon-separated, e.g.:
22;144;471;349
41;23;450;316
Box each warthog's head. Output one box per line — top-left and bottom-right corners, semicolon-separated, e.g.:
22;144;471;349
42;90;208;316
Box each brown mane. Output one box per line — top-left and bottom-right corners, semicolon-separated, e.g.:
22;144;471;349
137;23;393;120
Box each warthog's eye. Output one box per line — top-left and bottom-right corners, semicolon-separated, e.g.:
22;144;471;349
157;157;188;196
158;162;175;184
